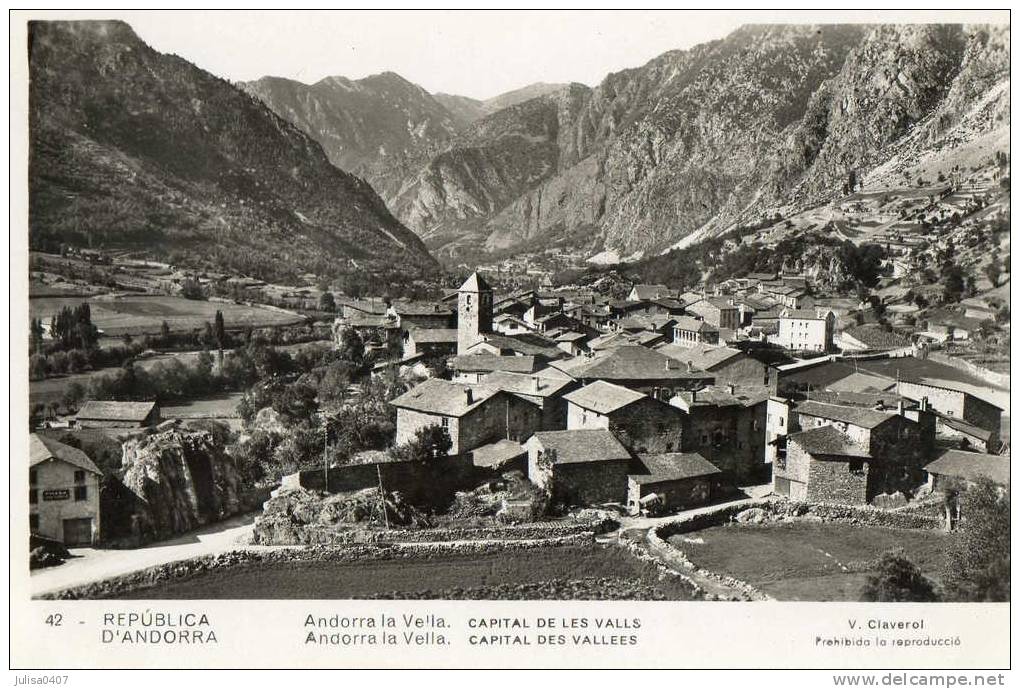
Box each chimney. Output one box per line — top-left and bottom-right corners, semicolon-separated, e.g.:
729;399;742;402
665;358;680;370
897;400;905;416
690;389;697;405
726;384;735;395
687;360;694;373
532;376;541;393
920;396;929;412
464;387;473;405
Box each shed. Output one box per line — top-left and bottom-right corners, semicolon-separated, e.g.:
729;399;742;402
627;452;722;514
73;401;160;429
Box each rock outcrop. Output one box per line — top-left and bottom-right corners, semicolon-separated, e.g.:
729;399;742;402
120;428;244;542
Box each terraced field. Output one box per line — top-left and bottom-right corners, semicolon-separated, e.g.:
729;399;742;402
29;294;303;337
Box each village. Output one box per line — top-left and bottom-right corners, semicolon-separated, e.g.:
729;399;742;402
29;225;1010;600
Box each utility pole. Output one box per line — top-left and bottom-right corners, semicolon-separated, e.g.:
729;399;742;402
322;415;330;491
376;464;389;529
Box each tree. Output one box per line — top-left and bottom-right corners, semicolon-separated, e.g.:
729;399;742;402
860;550;938;602
318;291;337;313
61;382;85;412
29;318;44;354
213;310;226;349
317;360;354;405
29;353;48;380
941;263;966;303
392;425;452;464
941;478;1010;602
985;260;1001;287
179;278;205;300
337;327;365;366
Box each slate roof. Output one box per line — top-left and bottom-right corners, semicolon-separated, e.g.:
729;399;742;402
782;309;829;320
656;343;744;370
528;429;631;464
449;355;538;374
474;333;564;359
480;371;576;398
30;434;102;475
925;450;1009;486
388;379;501;417
76;400;157;422
630;284;674;300
788;425;872;459
563;380;647;414
470;439;527;469
630;452;721;484
940;417;995;443
841;326;910;350
794;400;894;429
559;346;713;382
408;328;458;344
673;316;719;333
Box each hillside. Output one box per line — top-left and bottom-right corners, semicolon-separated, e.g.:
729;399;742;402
252;23;1008;265
241;72;462;201
28;20;438;285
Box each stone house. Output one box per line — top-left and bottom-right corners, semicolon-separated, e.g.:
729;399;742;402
924;449;1009;492
563;380;685;454
479;371;579;431
627;452;722;515
30;434;102;545
670;385;770;482
685;297;741;330
73;401;160;429
895;380;1002;448
403;327;458;359
389;379;542;455
772;399;935;504
449;355;539;383
525;429;632;505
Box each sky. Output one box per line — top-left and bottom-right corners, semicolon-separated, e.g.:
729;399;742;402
116;11;746;99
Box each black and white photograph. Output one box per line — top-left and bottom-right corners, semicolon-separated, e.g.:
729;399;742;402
10;8;1012;673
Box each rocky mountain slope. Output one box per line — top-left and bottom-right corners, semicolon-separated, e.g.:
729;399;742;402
241;72;462;201
29;20;437;284
254;24;1008;264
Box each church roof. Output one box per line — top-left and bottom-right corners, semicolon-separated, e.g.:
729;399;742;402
459;272;492;293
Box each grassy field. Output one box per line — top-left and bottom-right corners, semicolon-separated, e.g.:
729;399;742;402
109;545;694;600
29;294;303;337
669;521;948;601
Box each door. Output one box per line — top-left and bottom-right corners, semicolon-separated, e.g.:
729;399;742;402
62;518;93;546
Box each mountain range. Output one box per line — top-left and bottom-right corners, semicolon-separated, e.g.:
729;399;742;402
28;20;1010;279
245;23;1009;263
28;20;437;285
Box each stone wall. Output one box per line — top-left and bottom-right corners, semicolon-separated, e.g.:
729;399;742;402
806;456;868;505
293;454;477;507
551;460;629;506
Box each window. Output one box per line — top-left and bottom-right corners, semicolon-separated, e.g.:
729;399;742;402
29;514;39;531
74;470;85;483
780;416;785;427
29;489;38;505
440;417;449;428
29;470;37;485
74;486;88;502
657;423;667;435
848;460;864;473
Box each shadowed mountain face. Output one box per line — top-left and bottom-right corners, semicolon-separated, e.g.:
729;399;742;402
28;20;438;284
247;23;1008;264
